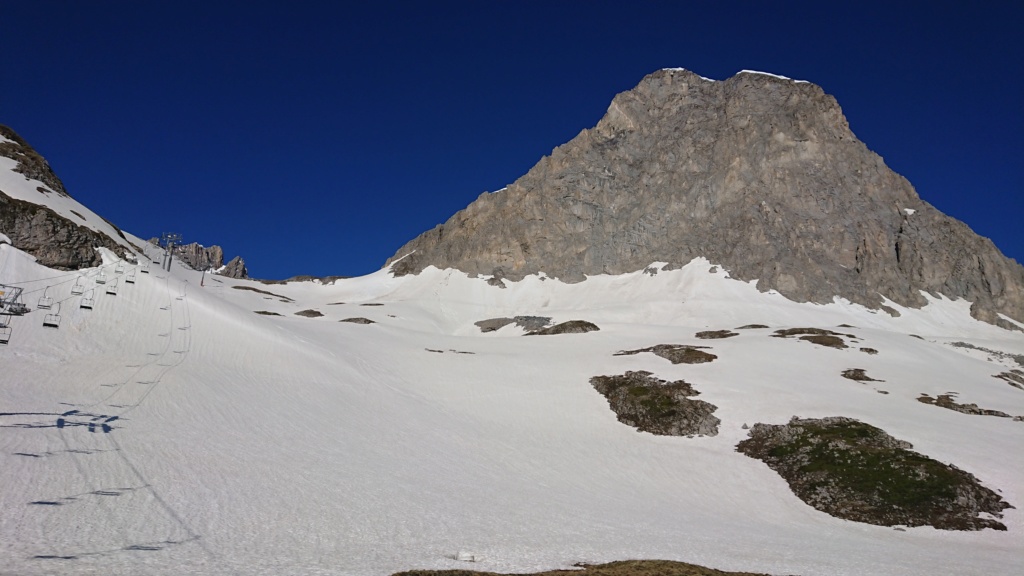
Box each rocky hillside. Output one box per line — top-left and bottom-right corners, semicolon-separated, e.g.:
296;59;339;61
386;69;1024;328
0;125;134;269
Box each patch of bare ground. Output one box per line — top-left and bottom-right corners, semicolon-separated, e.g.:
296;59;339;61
392;559;780;576
526;320;599;335
735;324;768;329
253;310;282;316
879;305;900;317
232;285;294;302
950;341;1024;368
590;371;719;436
772;328;851;349
917;393;1016;419
695;329;738;339
425;349;475;355
360;302;384;306
994;369;1024;390
339;317;375;324
615;344;717;364
475;316;552;333
841;369;883;382
737;416;1013;530
860;347;878;355
294;309;323;318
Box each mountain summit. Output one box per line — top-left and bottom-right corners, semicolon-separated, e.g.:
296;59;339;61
387;69;1024;328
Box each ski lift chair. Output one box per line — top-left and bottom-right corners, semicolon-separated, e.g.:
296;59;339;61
115;262;125;274
106;278;119;295
96;272;107;284
37;287;54;310
42;302;61;328
80;290;95;310
140;263;149;274
0;315;12;344
71;278;85;295
125;270;137;284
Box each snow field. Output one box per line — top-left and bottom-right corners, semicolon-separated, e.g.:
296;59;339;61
2;245;1023;576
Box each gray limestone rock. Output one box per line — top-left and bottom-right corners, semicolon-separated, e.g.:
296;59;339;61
0;191;129;269
220;256;249;279
175;242;224;271
174;243;248;278
385;70;1024;326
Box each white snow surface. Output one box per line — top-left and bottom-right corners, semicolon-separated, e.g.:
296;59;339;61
1;241;1023;576
737;70;810;84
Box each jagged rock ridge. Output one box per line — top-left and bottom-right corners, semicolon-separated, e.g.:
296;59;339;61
153;240;249;279
386;69;1024;327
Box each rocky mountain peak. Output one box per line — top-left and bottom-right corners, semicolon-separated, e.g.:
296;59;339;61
0;124;70;197
386;69;1024;328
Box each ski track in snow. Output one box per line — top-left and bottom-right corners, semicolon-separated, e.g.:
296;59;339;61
2;241;1024;576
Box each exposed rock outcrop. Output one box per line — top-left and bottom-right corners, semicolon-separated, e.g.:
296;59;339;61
614;344;717;364
590;370;720;437
220;255;248;279
737;416;1012;530
385;70;1024;327
172;242;248;279
175;242;224;271
0;191;129;269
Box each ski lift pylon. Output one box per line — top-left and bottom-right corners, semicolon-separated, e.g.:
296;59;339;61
37;286;54;310
42;302;61;328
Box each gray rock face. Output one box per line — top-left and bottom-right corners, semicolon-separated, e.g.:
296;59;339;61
0;191;128;270
220;256;248;279
175;242;224;271
174;243;248;279
386;70;1024;326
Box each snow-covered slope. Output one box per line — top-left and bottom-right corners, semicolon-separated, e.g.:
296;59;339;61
2;239;1022;576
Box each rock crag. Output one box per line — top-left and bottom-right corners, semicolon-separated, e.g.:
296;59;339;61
172;242;248;279
1;125;132;269
386;69;1024;327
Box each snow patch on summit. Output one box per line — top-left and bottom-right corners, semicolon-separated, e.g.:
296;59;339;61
738;69;810;83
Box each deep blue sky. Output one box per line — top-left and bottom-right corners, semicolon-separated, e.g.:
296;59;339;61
3;1;1021;279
